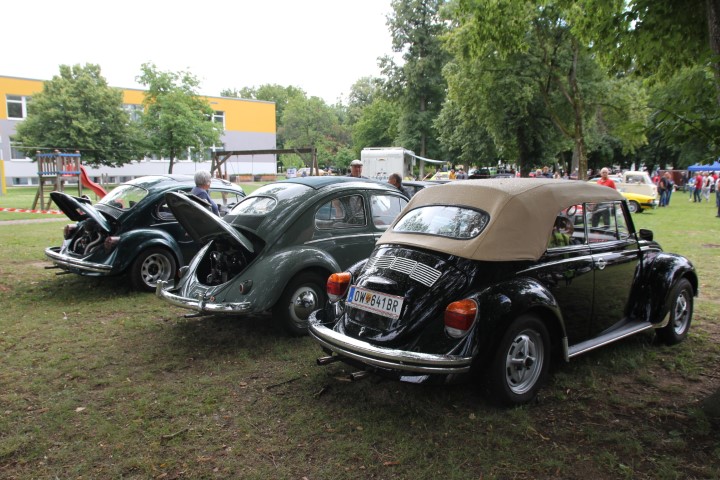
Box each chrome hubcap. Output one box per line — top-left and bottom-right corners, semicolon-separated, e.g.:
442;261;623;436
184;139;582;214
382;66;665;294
672;291;690;334
141;253;172;287
505;330;544;395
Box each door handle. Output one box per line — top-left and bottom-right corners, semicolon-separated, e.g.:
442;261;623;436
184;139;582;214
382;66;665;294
596;258;607;270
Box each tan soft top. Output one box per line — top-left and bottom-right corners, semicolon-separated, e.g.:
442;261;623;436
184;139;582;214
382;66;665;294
379;178;624;261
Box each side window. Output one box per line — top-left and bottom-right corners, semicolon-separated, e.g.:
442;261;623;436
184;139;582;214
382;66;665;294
615;203;631;240
156;201;176;221
315;195;366;229
210;190;242;216
371;194;407;229
586;202;620;243
548;206;583;249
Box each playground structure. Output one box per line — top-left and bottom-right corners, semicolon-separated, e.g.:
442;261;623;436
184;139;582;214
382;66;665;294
211;147;317;180
32;151;108;210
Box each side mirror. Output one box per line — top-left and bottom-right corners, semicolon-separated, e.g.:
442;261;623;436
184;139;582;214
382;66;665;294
638;228;653;242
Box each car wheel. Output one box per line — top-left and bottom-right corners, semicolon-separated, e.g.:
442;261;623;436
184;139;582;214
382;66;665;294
627;200;640;213
273;272;327;336
131;247;177;292
657;278;693;345
486;314;550;406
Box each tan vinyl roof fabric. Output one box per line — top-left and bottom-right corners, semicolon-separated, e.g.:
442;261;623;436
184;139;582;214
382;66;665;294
378;178;624;261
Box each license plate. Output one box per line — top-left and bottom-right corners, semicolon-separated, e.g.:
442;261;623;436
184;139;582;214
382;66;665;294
346;285;404;319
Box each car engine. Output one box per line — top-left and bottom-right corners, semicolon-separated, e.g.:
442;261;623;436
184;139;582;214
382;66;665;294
68;220;107;256
204;240;248;285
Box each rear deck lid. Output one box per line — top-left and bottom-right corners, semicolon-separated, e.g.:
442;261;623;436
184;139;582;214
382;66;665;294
50;191;111;232
165;192;254;253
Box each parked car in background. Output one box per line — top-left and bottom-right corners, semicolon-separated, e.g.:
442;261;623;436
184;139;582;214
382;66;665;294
309;178;697;405
156;176;409;335
45;175;245;291
621;191;659;213
589;171;658;199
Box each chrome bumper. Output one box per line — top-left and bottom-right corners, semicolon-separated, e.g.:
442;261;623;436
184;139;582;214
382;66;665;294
308;321;473;375
155;280;252;314
44;247;113;274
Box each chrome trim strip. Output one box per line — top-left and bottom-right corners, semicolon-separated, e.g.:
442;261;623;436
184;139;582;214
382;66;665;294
44;247;113;274
155;280;252;313
305;233;377;245
308;322;473;374
567;320;654;359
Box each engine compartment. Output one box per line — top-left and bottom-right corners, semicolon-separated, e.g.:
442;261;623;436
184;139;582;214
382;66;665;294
66;220;108;256
196;239;252;286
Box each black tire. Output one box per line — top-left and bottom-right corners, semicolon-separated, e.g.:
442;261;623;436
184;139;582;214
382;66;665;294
628;200;640;214
656;278;693;345
486;314;550;406
273;272;327;336
131;247;177;292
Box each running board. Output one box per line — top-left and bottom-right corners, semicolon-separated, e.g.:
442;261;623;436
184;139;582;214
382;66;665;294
567;320;654;359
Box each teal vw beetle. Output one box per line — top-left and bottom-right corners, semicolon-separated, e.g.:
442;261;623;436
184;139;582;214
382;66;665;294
156;176;409;335
45;175;245;291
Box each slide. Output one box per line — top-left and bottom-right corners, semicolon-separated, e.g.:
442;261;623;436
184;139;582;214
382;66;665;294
79;165;108;198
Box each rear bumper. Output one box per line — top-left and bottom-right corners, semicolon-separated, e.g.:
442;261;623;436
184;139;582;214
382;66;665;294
155;280;252;314
45;246;113;274
308;315;473;375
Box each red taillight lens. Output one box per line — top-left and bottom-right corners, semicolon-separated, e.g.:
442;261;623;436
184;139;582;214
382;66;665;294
327;272;351;303
444;299;478;338
63;224;77;240
103;236;120;252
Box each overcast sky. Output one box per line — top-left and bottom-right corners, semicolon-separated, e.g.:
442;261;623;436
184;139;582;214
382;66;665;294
5;0;396;104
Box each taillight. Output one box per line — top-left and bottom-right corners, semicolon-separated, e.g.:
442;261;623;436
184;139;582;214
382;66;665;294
63;224;77;240
327;272;351;303
444;299;478;338
103;236;120;252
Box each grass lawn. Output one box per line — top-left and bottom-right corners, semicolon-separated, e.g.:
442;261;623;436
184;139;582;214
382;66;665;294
0;186;718;479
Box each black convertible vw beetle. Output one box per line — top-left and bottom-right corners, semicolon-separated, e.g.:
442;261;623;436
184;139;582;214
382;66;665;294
308;179;698;405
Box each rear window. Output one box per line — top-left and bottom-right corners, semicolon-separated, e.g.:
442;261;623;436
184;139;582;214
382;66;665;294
230;196;277;216
98;184;148;211
393;206;489;239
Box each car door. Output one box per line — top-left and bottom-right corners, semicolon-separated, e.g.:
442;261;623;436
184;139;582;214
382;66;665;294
585;201;641;337
310;191;407;270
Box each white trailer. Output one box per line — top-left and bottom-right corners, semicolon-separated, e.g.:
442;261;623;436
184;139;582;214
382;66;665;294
360;147;444;180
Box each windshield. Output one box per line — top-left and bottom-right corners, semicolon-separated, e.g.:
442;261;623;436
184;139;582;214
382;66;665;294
98;184;148;211
393;205;489;239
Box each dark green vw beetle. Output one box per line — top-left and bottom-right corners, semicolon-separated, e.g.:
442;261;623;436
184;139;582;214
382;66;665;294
45;175;245;291
156;176;409;335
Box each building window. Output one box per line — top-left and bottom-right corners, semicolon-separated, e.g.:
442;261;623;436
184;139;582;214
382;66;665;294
7;95;31;119
123;104;143;122
212;111;225;129
10;142;29;160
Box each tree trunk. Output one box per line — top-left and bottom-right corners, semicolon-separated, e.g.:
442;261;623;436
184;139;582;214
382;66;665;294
707;0;720;106
569;39;588;180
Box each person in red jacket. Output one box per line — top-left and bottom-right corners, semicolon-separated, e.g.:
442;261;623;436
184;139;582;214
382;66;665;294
597;168;617;189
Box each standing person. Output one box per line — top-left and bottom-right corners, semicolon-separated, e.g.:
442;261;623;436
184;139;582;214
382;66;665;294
191;170;220;216
449;168;457;180
694;173;703;202
716;175;720;217
702;172;712;202
657;172;668;207
663;172;674;206
456;168;467;179
347;159;367;178
597;167;617;189
687;171;695;201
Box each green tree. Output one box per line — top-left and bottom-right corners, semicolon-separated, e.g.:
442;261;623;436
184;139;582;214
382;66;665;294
444;1;647;178
352;97;400;156
12;63;142;166
137;63;221;173
381;0;450;159
281;96;346;171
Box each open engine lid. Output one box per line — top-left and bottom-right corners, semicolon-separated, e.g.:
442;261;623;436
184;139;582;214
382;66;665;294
165;192;254;253
50;191;111;233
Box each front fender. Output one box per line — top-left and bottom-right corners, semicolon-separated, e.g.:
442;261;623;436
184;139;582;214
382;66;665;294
645;253;698;324
112;229;185;272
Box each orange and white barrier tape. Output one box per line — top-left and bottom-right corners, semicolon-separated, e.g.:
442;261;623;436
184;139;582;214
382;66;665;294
0;207;63;215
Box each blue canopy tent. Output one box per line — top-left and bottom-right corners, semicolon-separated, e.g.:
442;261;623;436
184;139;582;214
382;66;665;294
688;161;720;171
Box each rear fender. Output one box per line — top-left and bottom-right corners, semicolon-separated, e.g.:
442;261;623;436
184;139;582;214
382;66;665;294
112;229;183;272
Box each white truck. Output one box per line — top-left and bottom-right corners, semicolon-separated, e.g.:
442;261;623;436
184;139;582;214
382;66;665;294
360;147;443;180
